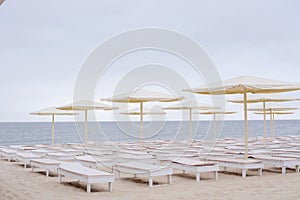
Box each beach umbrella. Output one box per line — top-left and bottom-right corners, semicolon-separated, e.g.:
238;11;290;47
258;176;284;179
30;107;78;144
194;111;237;139
228;94;299;142
164;100;220;140
249;105;298;139
102;89;184;148
57;100;118;144
183;75;300;158
253;111;295;139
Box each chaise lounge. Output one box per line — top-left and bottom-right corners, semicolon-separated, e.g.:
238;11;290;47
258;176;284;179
170;158;219;182
57;162;114;193
114;161;173;187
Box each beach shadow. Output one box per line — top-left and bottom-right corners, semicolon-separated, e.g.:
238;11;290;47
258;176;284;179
61;181;106;193
122;177;160;186
173;173;210;181
218;170;258;177
263;168;295;174
35;171;58;177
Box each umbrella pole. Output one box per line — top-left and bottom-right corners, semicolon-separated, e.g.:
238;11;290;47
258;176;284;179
51;114;54;145
85;110;88;144
140;102;143;150
270;110;274;140
213;113;216;140
189;108;193;141
263;101;266;144
243;89;248;158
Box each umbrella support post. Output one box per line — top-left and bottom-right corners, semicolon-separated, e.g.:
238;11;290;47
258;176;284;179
213;113;216;140
243;90;248;159
263;101;266;144
270;110;274;140
51;114;54;145
140;102;143;150
85;110;88;145
189;108;193;142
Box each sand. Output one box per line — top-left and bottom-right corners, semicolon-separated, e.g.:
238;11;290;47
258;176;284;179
0;159;300;200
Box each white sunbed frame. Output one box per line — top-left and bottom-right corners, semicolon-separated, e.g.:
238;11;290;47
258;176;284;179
204;157;263;178
74;155;114;172
170;158;219;182
15;152;42;168
30;158;61;177
46;152;75;161
0;148;17;162
114;161;173;187
250;155;300;174
57;162;114;193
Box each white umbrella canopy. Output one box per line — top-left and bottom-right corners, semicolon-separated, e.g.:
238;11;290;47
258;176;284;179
120;107;166;115
194;111;237;139
57;100;118;111
228;94;299;142
57;100;118;144
30;107;78;144
164;100;220;140
183;75;300;158
102;89;184;103
253;111;295;139
102;89;184;148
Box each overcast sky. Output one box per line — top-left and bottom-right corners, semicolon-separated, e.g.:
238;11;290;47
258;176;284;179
1;0;300;122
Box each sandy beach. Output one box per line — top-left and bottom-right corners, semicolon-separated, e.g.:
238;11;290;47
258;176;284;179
1;158;299;200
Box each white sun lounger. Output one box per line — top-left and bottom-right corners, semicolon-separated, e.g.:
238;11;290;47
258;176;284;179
204;157;263;178
0;148;17;162
15;152;42;168
46;152;75;161
57;162;114;193
170;158;219;182
60;149;84;156
30;158;61;176
116;153;156;164
115;161;173;187
250;155;300;174
31;149;55;157
74;155;114;172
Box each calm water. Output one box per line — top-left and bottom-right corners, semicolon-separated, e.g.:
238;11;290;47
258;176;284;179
0;120;299;146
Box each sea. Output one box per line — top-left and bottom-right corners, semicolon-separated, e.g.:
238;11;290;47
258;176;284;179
0;120;299;146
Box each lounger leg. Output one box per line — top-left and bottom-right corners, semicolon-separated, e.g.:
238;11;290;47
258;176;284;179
108;182;112;192
87;184;91;193
117;171;120;179
58;174;62;183
295;165;299;173
214;171;218;180
242;169;246;178
168;175;172;184
46;169;49;177
31;166;34;172
282;167;286;174
258;168;262;176
183;170;185;174
224;166;227;171
149;177;153;187
196;173;200;182
134;174;137;178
